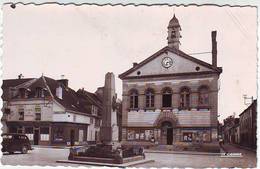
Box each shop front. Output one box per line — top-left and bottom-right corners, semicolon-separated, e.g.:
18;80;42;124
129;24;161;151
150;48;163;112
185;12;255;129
6;121;88;146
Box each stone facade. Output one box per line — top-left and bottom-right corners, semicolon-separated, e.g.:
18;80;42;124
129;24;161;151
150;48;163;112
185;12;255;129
119;15;222;146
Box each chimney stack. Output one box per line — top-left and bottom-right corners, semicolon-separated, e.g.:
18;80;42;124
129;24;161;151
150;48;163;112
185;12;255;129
211;31;217;67
133;62;138;67
57;79;68;88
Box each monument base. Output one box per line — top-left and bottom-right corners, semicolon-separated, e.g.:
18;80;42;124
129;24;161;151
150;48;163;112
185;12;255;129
68;143;145;164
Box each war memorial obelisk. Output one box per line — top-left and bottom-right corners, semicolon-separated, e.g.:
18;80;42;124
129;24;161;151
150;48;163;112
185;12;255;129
100;72;120;149
66;72;147;165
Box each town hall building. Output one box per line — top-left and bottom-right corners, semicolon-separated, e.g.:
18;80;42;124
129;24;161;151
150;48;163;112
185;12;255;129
119;15;222;147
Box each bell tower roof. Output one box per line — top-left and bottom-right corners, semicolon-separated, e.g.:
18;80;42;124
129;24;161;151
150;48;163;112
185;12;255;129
168;14;181;29
167;14;182;49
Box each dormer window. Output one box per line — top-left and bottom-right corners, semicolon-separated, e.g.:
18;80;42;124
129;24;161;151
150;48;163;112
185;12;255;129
35;87;45;98
91;105;98;116
19;88;27;99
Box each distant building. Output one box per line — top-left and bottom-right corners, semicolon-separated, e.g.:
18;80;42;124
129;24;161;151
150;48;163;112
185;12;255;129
2;76;102;146
239;99;257;149
119;14;222;148
222;116;239;144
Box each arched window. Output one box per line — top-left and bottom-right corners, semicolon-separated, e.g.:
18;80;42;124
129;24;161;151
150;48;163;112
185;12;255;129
198;86;209;106
180;87;190;109
145;88;155;108
129;89;138;109
162;87;172;108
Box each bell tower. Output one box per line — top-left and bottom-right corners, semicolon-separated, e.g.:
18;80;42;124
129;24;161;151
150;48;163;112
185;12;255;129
167;14;182;49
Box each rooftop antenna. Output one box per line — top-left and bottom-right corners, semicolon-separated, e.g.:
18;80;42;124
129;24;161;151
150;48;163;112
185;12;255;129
243;94;253;106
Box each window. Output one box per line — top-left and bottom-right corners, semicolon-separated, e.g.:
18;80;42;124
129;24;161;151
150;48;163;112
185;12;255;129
4;108;10;114
140;130;145;140
9;127;17;133
171;30;176;38
19;88;27;98
40;127;49;141
19;111;24;120
95;119;100;127
90;117;94;124
91;105;98;115
53;127;64;142
162;87;172;108
129;89;138;109
145;88;155;108
35;87;44;98
25;127;33;134
183;132;193;142
35;113;41;120
198;86;209;107
180;87;190;109
127;129;135;140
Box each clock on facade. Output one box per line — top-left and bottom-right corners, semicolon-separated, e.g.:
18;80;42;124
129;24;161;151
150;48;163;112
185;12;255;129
162;57;173;68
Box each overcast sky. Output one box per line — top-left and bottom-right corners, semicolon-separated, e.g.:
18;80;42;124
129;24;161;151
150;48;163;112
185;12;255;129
3;4;257;121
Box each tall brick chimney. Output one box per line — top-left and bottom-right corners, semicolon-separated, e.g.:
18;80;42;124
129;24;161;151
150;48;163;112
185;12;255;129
211;31;217;67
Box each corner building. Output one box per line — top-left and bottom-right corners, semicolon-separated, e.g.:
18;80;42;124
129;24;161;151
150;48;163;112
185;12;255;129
119;15;222;146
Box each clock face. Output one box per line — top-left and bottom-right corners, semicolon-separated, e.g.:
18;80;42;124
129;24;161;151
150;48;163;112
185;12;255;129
162;57;173;68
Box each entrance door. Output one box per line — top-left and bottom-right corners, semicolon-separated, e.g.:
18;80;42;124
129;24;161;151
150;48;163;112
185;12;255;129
161;121;173;145
167;128;173;145
33;129;39;145
70;130;75;146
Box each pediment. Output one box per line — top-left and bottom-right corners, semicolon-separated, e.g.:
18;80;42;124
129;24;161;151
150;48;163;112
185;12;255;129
119;47;222;79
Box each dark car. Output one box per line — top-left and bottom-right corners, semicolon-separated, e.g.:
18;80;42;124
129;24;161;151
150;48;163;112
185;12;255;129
2;133;33;154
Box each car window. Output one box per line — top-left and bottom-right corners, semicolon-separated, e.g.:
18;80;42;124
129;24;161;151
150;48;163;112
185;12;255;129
13;135;19;140
2;135;12;139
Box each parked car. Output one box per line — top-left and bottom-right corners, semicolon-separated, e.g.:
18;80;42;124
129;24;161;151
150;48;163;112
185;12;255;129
1;133;33;154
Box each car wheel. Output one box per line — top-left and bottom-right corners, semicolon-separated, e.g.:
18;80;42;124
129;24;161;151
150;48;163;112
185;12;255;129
8;151;14;154
21;146;28;154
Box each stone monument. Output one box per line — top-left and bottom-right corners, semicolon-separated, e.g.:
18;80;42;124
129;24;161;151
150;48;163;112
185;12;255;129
100;72;119;149
68;72;145;164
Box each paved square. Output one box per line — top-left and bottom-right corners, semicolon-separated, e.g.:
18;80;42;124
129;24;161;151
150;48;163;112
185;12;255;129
1;144;256;168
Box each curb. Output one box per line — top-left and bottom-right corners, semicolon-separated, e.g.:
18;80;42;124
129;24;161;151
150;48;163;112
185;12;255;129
56;159;155;167
32;145;71;149
144;150;221;156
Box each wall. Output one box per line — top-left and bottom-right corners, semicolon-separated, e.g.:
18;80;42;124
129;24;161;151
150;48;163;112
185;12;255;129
7;99;53;121
52;112;90;124
127;109;211;127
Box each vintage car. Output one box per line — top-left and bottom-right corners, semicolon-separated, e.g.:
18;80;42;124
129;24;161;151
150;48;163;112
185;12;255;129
1;133;33;154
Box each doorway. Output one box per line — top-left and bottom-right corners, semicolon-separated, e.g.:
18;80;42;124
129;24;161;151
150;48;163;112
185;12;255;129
167;128;173;145
161;121;173;145
70;130;75;146
33;129;39;145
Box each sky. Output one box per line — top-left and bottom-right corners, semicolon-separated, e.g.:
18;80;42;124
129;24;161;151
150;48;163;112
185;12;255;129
2;4;257;122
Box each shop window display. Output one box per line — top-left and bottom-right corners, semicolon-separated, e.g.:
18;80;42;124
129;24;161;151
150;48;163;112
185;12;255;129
183;132;193;142
127;129;135;140
53;127;64;142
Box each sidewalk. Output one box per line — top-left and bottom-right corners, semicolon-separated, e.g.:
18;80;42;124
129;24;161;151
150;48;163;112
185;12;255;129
225;143;256;153
32;145;71;149
144;149;221;156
